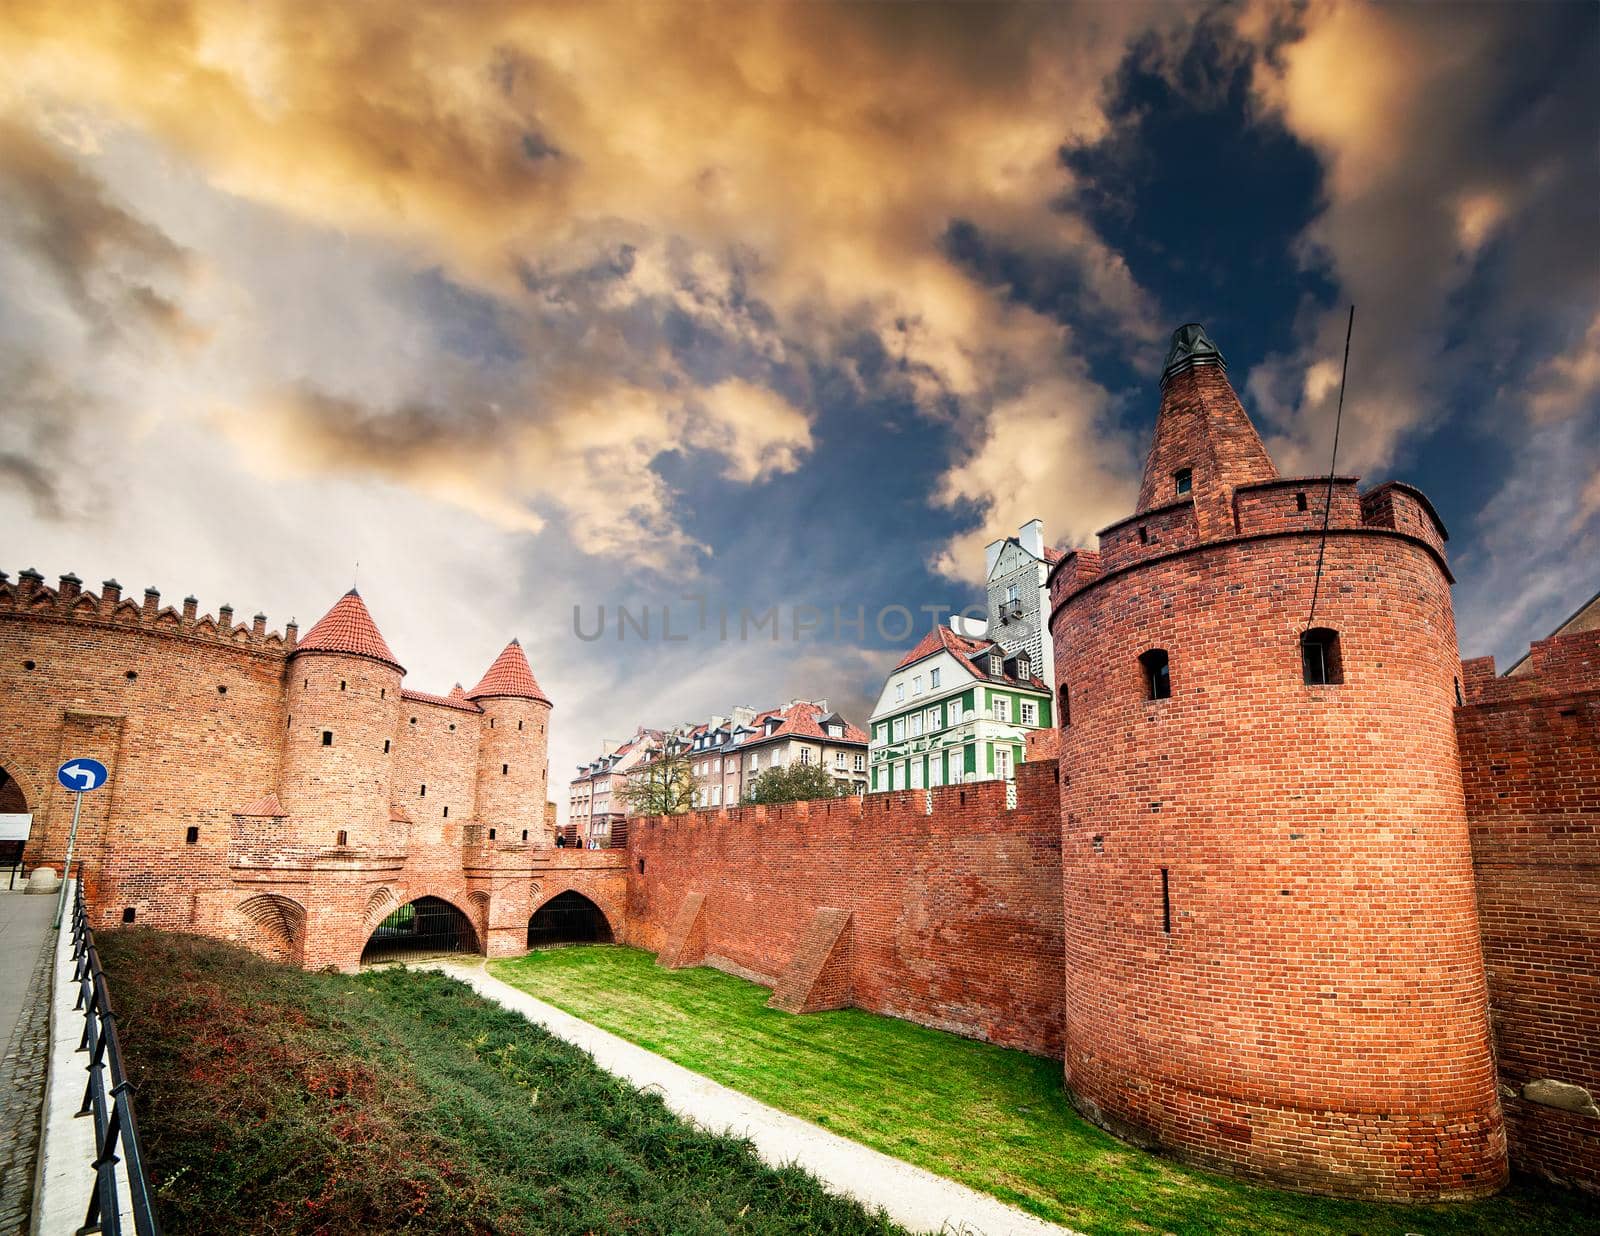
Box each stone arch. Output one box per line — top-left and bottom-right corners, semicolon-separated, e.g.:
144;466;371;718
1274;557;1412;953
361;892;481;964
362;886;400;931
527;889;615;948
235;893;307;965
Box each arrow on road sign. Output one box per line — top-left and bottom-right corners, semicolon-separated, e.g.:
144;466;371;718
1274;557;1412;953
56;758;109;792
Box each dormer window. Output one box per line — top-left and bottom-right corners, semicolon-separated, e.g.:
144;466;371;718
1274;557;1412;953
1174;468;1193;496
991;653;1005;676
1017;654;1030;679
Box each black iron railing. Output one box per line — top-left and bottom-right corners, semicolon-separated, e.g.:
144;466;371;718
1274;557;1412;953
70;884;162;1236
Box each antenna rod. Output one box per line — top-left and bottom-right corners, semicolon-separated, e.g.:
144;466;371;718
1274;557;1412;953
1306;305;1355;629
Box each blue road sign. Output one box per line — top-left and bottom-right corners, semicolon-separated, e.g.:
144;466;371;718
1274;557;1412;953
57;758;109;793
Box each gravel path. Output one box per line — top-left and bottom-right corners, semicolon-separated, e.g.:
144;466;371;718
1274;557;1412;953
425;959;1079;1236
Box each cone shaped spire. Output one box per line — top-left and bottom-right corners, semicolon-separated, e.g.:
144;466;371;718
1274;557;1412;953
466;639;551;704
1137;324;1277;536
292;589;403;671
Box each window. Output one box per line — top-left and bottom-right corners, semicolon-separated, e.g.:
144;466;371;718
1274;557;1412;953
896;682;905;702
502;763;509;775
892;718;906;742
1140;649;1171;700
913;674;924;696
910;760;923;788
383;739;390;753
854;754;865;771
910;714;923;737
991;653;1005;676
890;764;902;791
420;784;427;797
926;706;940;730
1174;468;1192;495
992;697;1010;723
997;747;1013;779
1058;682;1071;726
711;785;721;806
1020;701;1037;725
800;748;812;765
1017;654;1030;679
1301;628;1343;685
750;752;759;771
1295;490;1308;512
339;680;346;691
929;667;941;689
828;723;843;737
487;827;494;839
835;751;847;768
185;826;199;845
929;760;942;787
336;830;348;846
321;730;333;746
122;907;136;924
1138;526;1149;545
1006;582;1020;604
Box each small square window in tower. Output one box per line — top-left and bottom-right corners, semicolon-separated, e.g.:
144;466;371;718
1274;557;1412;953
1174;468;1192;496
1140;649;1171;700
1301;628;1343;685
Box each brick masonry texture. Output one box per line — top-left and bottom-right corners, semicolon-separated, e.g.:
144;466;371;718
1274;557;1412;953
1459;625;1600;1193
0;574;624;975
627;764;1065;1057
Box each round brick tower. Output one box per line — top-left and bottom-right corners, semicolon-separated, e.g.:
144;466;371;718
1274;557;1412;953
467;639;553;844
281;589;402;848
1047;326;1505;1200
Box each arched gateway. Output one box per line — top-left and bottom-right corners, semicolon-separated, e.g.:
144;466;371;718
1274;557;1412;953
361;895;480;964
527;891;613;947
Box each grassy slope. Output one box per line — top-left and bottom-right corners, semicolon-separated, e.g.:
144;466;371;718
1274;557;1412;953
490;946;1599;1236
99;929;901;1236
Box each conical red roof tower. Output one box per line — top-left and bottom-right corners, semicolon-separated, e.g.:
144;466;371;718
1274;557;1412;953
292;589;403;671
466;639;550;705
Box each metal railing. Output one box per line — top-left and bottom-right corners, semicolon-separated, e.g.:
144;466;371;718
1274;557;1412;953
69;884;162;1236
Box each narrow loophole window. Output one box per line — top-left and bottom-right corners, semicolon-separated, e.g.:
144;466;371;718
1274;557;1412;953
321;730;333;746
337;830;347;846
521;829;528;842
442;805;449;818
488;827;495;839
1301;628;1342;685
339;680;346;691
185;826;199;845
125;670;138;681
1174;468;1192;495
1058;682;1071;726
502;763;509;775
1161;868;1171;933
1295;491;1308;512
1140;649;1171;700
383;739;390;753
1138;526;1149;545
638;857;646;874
217;685;228;695
420;784;426;797
122;907;136;924
1454;677;1464;707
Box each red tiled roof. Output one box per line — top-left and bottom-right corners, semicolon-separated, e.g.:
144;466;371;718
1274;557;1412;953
1044;545;1066;563
400;687;482;714
294;589;403;670
894;624;990;671
466;639;551;704
236;792;285;817
735;701;868;748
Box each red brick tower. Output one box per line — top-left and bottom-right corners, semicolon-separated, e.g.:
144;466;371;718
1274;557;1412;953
1047;326;1506;1199
468;640;553;844
280;590;403;848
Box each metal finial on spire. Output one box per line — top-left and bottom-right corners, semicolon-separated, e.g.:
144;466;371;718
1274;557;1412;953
1161;323;1227;384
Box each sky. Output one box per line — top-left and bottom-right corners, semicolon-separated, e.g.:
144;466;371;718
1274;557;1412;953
3;1;1597;821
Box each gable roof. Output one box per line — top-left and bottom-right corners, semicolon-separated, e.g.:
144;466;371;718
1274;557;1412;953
466;639;551;704
736;700;868;749
294;589;403;671
890;624;1049;693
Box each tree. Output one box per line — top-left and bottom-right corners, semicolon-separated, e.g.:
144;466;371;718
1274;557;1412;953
621;750;697;816
744;762;854;805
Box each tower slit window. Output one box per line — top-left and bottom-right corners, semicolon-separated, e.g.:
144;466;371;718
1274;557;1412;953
321;730;333;746
1295;491;1308;512
1140;649;1171;700
1161;868;1171;933
1174;468;1192;495
1301;628;1343;685
1059;681;1071;726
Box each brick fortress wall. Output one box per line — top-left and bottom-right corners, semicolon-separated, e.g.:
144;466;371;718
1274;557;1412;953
0;569;611;973
1459;625;1600;1193
625;758;1064;1056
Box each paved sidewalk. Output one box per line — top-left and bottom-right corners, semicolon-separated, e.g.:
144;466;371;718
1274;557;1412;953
427;959;1078;1236
0;892;56;1236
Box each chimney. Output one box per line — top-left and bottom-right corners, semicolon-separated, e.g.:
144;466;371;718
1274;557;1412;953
183;595;198;621
142;586;160;619
252;612;268;637
1018;519;1044;559
59;572;81;600
101;579;122;607
218;603;234;630
285;618;298;647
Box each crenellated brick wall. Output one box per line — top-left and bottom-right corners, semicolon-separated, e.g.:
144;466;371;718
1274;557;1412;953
626;760;1065;1056
1459;625;1600;1193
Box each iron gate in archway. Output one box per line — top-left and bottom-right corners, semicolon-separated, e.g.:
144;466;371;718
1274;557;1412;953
527;891;614;948
361;896;478;964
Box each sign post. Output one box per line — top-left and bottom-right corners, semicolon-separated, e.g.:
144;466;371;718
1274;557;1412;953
53;757;109;929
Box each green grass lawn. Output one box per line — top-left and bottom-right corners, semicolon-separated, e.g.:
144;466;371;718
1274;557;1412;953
100;929;900;1235
489;945;1598;1236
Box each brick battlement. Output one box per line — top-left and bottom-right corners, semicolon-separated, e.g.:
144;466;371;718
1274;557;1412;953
0;568;298;657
